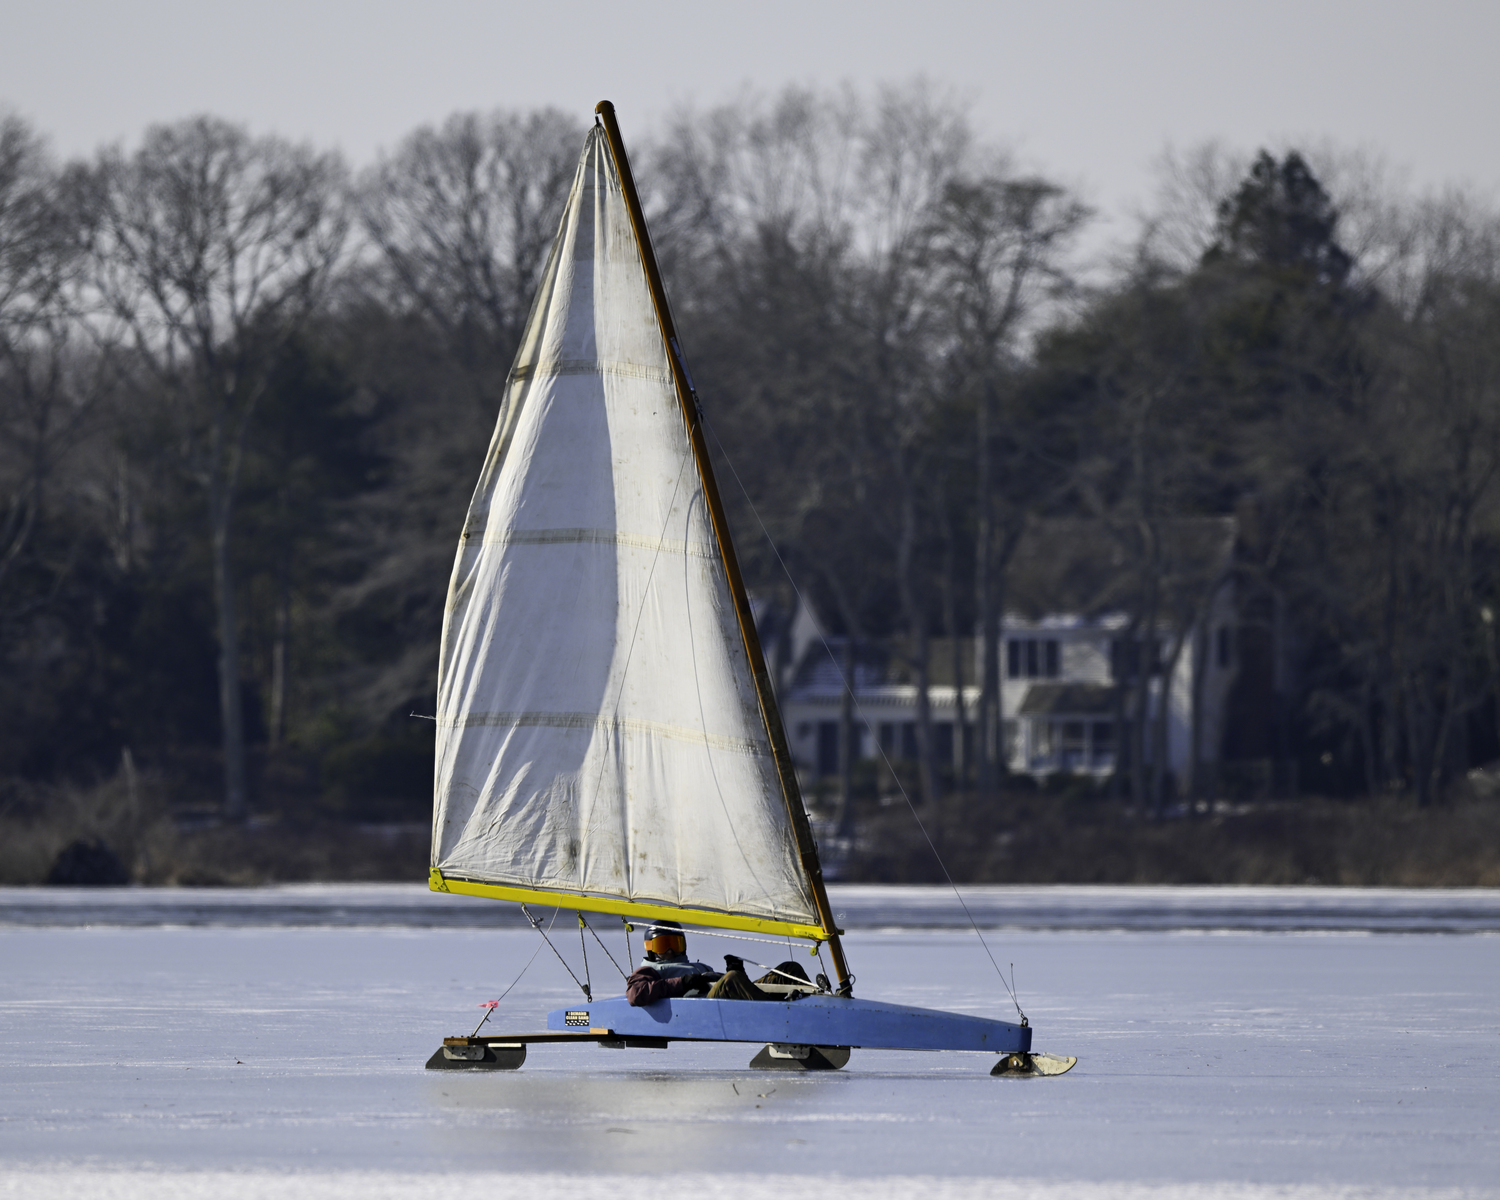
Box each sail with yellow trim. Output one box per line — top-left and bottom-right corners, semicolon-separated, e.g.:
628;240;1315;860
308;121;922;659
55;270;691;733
430;126;821;939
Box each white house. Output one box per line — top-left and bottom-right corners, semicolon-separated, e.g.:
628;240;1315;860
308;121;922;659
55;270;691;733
774;516;1240;794
777;641;976;778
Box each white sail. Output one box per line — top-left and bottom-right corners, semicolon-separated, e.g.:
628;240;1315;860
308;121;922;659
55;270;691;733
431;128;819;930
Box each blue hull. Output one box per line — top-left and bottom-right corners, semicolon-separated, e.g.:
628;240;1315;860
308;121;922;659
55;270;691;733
547;993;1031;1054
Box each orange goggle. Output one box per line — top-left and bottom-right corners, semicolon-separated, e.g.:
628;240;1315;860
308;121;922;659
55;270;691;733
645;933;686;956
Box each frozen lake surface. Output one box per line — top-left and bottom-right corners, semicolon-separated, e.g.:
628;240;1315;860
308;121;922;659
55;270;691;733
1;885;1497;1199
6;881;1500;932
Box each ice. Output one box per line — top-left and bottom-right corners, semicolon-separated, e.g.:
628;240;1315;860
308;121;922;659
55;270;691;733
6;881;1499;932
1;885;1497;1199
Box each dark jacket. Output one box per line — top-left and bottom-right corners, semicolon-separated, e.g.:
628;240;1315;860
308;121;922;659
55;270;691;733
626;966;714;1007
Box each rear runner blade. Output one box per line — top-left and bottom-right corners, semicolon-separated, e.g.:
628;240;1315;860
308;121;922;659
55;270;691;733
992;1052;1078;1077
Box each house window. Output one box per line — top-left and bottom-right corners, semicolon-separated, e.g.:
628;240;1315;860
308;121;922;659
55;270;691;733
878;723;895;755
1216;625;1232;668
1007;638;1061;679
900;722;919;761
1110;638;1161;680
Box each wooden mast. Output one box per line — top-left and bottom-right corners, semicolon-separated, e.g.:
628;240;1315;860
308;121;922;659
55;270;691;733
594;100;853;997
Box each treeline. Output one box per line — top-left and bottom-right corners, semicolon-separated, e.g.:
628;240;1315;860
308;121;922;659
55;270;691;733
2;84;1499;829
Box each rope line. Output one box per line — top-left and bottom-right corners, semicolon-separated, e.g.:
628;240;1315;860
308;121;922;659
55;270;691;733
668;925;823;950
704;415;1025;1023
736;958;826;990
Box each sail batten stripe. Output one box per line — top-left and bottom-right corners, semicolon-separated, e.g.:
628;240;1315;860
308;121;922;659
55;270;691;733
430;870;828;942
509;358;674;385
436;710;771;757
464;527;717;558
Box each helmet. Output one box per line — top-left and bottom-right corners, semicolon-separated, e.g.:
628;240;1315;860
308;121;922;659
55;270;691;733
643;921;687;960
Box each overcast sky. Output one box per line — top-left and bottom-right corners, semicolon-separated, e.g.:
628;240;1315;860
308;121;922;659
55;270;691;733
5;0;1497;239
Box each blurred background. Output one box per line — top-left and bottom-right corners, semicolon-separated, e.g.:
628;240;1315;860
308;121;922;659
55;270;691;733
3;1;1499;888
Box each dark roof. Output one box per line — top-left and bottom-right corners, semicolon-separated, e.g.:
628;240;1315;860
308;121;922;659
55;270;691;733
1017;682;1119;716
1006;516;1236;621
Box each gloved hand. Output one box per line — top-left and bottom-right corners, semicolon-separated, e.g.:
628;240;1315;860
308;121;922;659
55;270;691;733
723;954;746;974
684;972;718;992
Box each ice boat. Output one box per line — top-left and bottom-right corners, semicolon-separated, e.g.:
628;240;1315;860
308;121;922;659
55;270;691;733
425;102;1073;1078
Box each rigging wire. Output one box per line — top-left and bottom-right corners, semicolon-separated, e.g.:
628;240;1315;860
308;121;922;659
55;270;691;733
580;914;630;982
470;904;560;1032
703;415;1025;1023
577;914;593;999
523;903;592;1001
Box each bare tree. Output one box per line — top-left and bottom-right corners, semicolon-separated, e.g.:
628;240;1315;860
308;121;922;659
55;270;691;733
1309;196;1500;803
934;169;1088;798
0;115;123;672
359;109;584;360
652;85;957;805
0;117;87;595
90;118;347;820
334;110;585;723
845;85;974;810
0;118;62;323
652;84;1088;811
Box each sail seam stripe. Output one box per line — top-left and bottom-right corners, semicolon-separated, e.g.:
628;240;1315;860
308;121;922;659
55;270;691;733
508;358;674;385
435;710;771;757
467;528;718;558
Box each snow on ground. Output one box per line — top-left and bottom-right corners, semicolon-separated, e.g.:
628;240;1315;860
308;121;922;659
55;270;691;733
1;886;1496;1199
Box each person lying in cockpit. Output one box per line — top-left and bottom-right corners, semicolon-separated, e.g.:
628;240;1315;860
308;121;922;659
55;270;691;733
624;921;812;1006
